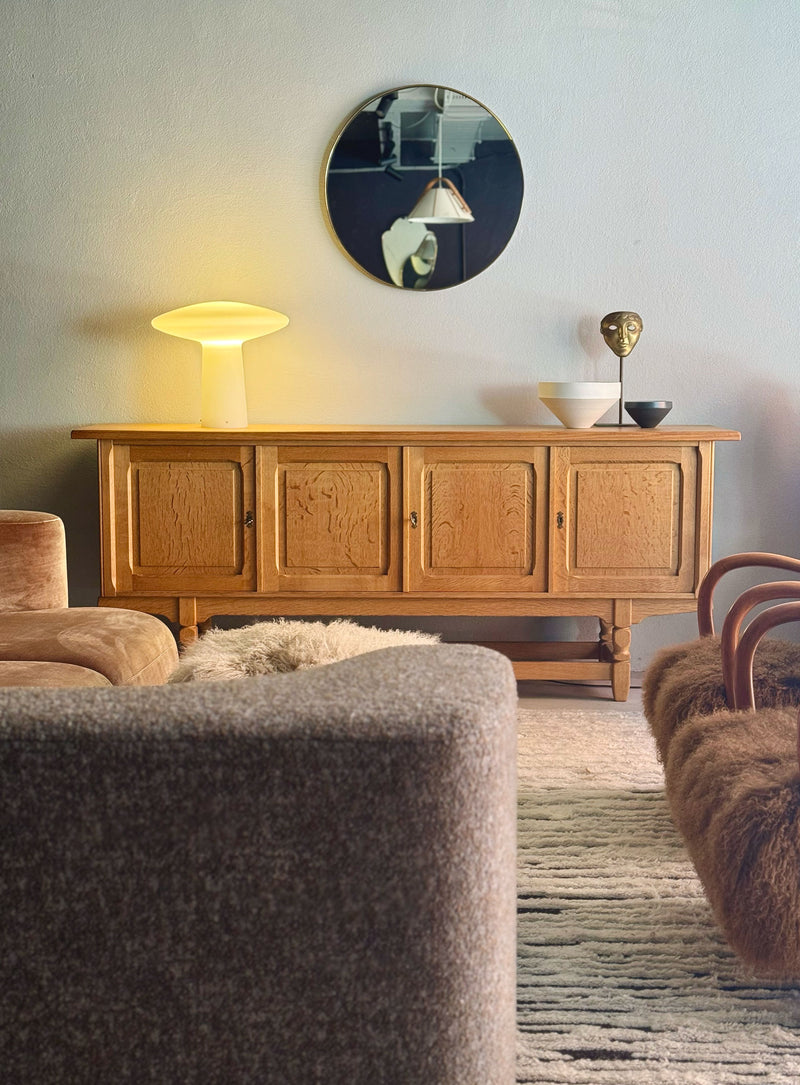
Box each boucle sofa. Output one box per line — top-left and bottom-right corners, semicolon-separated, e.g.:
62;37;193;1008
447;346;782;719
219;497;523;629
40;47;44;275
0;642;518;1084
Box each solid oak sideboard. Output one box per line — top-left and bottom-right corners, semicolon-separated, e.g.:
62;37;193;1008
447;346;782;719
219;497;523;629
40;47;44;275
72;423;740;700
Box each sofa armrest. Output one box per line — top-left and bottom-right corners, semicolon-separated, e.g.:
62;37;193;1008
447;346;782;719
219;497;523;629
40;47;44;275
0;643;517;1085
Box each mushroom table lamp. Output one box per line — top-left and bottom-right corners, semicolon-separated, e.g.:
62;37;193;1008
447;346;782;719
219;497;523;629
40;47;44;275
151;301;289;428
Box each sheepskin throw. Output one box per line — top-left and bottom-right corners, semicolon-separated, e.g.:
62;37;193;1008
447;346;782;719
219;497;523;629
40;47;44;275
168;619;440;683
659;702;800;977
643;634;800;762
643;637;800;976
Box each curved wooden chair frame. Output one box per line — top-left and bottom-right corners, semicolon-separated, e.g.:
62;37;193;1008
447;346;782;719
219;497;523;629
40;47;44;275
697;552;800;636
729;600;800;711
696;552;800;710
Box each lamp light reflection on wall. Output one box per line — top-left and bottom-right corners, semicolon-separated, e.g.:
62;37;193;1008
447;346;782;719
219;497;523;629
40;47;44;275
151;301;289;429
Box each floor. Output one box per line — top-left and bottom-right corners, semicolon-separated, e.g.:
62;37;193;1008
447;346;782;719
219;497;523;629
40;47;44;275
517;674;644;713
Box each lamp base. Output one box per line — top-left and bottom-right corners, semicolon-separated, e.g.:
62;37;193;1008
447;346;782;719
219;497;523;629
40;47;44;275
201;345;248;429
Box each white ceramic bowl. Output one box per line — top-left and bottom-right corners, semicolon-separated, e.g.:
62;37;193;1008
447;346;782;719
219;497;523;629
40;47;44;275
538;381;622;429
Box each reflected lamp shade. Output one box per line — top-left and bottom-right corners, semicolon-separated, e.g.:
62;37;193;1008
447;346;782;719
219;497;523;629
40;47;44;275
407;177;474;224
151;301;289;428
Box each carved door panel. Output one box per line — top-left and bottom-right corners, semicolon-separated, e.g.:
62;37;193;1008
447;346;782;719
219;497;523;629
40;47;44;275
550;445;697;593
264;446;401;591
111;444;256;592
404;446;548;592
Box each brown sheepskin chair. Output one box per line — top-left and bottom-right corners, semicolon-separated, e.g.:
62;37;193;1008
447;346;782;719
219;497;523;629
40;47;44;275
663;701;800;976
644;560;800;977
644;634;800;763
643;552;800;762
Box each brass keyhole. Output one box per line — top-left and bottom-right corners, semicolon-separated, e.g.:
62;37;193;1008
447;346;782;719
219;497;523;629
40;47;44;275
410;511;418;528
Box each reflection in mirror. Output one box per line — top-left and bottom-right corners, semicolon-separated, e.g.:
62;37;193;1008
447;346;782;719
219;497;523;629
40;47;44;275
323;85;524;290
381;218;438;289
403;231;438;289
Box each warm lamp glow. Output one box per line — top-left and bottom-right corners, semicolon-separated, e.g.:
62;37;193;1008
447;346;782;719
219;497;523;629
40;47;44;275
152;301;289;428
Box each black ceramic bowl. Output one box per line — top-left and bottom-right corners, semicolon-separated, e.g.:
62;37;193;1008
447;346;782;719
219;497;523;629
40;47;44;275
624;401;672;428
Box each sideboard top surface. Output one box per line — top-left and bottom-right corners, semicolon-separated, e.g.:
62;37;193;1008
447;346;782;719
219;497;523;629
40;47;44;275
72;423;741;444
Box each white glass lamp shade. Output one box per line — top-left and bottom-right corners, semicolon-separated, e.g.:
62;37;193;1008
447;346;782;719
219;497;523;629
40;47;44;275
152;301;289;429
407;177;474;224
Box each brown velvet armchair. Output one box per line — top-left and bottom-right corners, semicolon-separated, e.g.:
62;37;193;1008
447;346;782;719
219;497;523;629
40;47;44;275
0;510;177;686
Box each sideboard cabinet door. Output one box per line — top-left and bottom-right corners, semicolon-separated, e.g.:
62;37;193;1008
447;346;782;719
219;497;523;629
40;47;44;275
550;445;698;594
263;446;402;592
404;446;548;592
110;444;256;593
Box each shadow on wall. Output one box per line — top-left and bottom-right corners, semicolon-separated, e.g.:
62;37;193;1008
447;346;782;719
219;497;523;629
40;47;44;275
707;373;800;554
76;305;197;421
481;385;541;425
707;376;800;643
748;379;800;549
0;429;100;606
76;306;160;341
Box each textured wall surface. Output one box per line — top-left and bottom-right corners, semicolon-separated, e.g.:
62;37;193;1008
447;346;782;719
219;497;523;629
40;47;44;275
3;0;799;665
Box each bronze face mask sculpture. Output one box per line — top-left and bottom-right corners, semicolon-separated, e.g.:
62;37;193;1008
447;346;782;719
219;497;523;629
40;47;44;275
600;312;643;357
601;311;643;424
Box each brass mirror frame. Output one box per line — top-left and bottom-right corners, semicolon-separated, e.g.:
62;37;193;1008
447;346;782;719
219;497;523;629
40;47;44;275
320;84;524;290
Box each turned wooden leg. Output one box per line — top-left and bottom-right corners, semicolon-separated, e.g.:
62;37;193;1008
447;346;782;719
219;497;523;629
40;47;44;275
611;600;633;701
179;624;198;648
178;598;199;648
599;618;613;660
600;613;632;701
610;624;632;701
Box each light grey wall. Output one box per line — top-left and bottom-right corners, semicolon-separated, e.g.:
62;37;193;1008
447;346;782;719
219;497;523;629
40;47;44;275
3;0;799;666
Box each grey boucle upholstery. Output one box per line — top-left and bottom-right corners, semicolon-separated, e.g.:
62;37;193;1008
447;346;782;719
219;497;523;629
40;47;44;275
0;643;518;1084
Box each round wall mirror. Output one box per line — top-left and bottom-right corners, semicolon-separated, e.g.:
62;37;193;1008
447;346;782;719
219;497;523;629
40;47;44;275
322;85;524;290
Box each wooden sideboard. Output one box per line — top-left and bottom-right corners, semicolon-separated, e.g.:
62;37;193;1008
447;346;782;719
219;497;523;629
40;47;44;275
72;423;740;700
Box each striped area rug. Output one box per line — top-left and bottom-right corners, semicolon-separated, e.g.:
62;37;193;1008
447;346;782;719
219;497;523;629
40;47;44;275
516;707;800;1084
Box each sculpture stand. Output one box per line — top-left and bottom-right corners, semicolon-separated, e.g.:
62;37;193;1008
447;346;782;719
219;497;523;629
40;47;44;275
599;311;643;427
618;358;624;425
